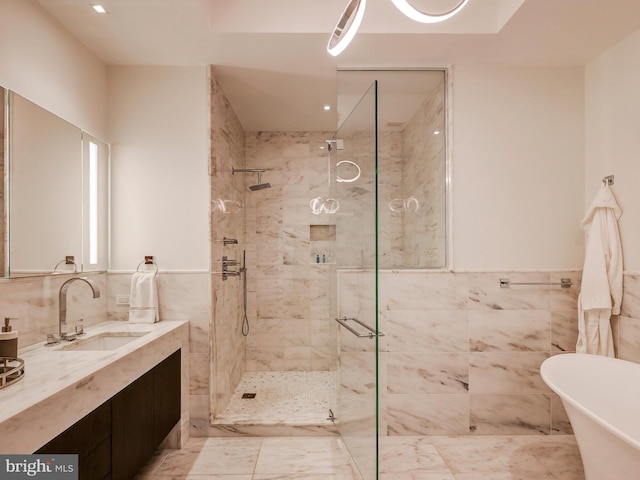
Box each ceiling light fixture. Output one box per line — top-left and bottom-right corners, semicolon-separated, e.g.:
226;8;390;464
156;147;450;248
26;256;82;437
389;0;470;24
327;0;367;57
91;4;108;14
327;0;470;55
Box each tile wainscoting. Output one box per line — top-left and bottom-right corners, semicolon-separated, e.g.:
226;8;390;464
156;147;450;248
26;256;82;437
338;269;584;436
3;268;640;440
108;272;211;437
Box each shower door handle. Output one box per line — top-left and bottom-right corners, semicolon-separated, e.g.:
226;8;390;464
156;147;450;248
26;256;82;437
335;316;385;339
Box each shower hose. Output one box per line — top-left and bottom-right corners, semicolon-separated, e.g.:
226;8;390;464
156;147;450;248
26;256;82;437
241;250;249;336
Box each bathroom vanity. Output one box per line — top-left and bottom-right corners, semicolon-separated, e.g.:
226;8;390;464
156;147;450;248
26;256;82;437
0;320;189;477
37;349;180;479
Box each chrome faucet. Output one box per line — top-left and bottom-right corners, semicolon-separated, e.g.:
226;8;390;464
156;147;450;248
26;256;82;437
58;277;101;341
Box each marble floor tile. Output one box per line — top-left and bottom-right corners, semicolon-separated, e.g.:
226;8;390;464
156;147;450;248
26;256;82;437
254;475;359;480
151;476;253;480
453;474;554;480
255;437;358;476
431;435;583;479
378;436;451;474
139;435;583;480
135;448;174;478
380;475;455;480
153;437;262;476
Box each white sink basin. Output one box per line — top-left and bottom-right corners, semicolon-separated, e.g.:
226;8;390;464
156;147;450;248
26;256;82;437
58;332;149;351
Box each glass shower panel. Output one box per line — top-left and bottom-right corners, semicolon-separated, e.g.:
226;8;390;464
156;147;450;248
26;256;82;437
332;81;379;480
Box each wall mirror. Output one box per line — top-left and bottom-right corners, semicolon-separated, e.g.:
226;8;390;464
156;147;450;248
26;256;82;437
337;69;448;268
2;88;109;277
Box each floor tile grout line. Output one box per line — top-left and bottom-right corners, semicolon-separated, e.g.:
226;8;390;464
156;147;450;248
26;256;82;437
251;437;264;479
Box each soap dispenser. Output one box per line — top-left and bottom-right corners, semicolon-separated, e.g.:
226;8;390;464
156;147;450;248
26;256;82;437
0;318;18;358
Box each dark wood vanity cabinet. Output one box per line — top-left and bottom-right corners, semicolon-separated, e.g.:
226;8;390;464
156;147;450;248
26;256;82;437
37;400;112;480
36;349;181;480
153;349;182;447
111;367;155;480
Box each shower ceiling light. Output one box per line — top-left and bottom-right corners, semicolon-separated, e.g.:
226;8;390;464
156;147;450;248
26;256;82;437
327;0;367;57
327;0;470;55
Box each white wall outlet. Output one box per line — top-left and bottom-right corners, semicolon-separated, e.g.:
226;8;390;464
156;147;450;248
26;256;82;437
116;294;130;305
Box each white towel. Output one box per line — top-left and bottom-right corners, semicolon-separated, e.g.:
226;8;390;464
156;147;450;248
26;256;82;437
576;184;623;357
129;272;159;323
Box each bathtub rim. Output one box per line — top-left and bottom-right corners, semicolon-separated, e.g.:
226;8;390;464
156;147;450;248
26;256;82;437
540;353;640;452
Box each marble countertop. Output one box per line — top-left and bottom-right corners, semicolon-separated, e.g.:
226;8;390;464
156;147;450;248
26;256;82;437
0;320;189;453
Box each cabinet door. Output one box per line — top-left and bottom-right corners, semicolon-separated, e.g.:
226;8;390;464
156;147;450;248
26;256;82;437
153;349;181;447
36;400;111;480
112;370;154;480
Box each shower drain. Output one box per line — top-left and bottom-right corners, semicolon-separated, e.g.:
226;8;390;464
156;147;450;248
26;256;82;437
241;393;256;399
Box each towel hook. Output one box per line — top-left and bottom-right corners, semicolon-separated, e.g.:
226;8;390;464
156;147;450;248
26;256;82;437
136;255;158;276
602;175;614;186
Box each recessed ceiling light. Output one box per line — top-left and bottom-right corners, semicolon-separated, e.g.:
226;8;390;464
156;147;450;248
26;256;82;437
324;105;331;111
91;4;108;14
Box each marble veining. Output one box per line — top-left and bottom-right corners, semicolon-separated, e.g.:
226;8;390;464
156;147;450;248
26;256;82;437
137;434;583;479
343;270;580;436
0;320;189;453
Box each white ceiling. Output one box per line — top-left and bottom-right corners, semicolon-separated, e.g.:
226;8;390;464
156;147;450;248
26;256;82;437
36;0;640;131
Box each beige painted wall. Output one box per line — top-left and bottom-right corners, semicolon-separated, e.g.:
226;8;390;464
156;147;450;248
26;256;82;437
107;65;209;272
0;0;107;138
586;29;640;273
451;65;585;271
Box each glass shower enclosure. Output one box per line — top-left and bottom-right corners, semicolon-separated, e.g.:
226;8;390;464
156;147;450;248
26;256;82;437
331;81;380;480
330;69;447;480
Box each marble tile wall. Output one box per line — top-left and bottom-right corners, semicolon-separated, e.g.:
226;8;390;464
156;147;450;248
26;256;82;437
107;272;209;438
338;269;583;436
244;131;337;372
210;68;247;423
616;273;640;362
335;128;380;268
335;78;446;269
0;271;200;447
0;272;108;348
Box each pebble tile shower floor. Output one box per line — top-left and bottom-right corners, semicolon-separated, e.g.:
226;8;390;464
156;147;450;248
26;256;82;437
214;371;336;425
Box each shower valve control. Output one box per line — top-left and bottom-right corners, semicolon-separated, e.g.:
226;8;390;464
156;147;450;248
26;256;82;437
222;256;239;266
221;256;241;280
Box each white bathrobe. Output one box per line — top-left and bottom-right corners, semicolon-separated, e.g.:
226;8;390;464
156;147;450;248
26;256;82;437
576;184;623;357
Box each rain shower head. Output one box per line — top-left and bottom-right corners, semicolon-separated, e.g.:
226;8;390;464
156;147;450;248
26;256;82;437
249;182;271;191
232;167;272;192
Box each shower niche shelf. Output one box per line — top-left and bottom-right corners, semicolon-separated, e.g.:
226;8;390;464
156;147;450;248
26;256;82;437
310;225;336;264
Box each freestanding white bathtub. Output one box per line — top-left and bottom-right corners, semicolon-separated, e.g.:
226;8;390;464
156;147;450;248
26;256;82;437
540;353;640;480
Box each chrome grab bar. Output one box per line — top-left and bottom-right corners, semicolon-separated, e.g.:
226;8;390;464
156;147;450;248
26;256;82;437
335;316;385;339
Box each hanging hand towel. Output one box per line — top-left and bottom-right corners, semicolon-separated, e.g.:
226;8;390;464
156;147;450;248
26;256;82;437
576;184;623;357
129;271;159;323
